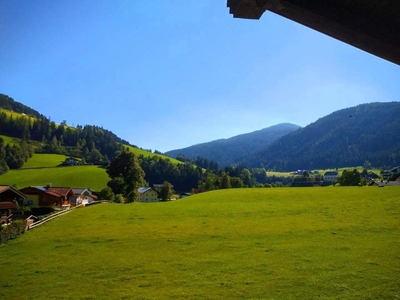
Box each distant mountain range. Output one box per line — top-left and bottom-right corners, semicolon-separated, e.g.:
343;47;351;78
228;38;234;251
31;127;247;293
3;92;399;172
165;123;301;167
166;102;400;170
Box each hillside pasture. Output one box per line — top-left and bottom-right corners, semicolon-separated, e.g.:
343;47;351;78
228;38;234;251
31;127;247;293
0;134;19;145
124;144;182;165
0;162;108;190
21;153;70;169
0;187;399;299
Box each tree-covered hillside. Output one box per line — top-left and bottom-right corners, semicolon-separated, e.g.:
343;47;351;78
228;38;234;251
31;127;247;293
166;123;300;167
0;94;42;118
249;102;400;170
0;93;132;163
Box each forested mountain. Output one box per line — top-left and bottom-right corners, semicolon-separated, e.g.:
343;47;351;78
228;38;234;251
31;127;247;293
0;94;42;118
0;94;206;191
248;102;400;171
0;93;132;162
166;123;300;167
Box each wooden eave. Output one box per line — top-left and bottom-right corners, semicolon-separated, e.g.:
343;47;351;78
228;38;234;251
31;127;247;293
227;0;400;65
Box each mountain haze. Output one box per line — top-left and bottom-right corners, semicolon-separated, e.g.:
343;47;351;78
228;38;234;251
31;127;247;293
165;123;300;167
248;102;400;170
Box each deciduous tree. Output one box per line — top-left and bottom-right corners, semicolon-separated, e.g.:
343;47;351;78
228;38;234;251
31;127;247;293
106;149;145;203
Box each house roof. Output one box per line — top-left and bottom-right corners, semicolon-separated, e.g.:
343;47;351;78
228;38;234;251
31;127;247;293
138;187;154;194
324;172;338;176
389;166;400;173
22;186;64;198
46;187;73;197
0;185;9;193
153;183;174;188
0;185;27;199
71;188;91;195
371;180;400;187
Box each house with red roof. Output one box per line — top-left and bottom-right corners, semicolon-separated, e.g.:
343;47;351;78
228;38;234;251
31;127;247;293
20;184;74;209
0;185;27;223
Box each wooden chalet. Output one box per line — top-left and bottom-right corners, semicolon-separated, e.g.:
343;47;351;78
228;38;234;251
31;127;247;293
0;185;27;223
20;185;74;208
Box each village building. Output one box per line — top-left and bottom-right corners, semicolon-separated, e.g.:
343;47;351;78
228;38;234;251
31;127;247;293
138;187;159;203
20;185;74;209
0;185;27;224
71;188;96;206
323;171;339;183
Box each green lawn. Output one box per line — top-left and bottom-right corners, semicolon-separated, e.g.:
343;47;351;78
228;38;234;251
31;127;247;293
0;153;109;190
1;187;399;299
21;153;70;169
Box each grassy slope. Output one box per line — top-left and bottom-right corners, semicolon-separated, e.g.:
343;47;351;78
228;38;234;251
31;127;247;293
1;187;399;299
0;134;19;145
0;153;109;190
124;144;182;164
0;108;36;120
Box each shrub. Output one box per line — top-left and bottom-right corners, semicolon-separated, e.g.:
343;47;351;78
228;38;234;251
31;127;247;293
0;220;26;244
114;194;125;204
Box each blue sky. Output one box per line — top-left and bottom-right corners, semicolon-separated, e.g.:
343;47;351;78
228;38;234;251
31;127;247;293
1;1;399;153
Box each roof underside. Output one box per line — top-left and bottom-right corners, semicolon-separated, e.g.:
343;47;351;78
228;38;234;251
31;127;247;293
227;0;400;65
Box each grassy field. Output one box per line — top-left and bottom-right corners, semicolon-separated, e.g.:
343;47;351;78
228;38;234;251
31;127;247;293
124;144;182;165
0;134;19;145
0;108;36;121
0;151;180;191
1;187;399;299
0;153;109;190
268;167;383;178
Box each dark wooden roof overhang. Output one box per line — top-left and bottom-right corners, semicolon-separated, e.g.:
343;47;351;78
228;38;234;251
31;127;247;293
227;0;400;66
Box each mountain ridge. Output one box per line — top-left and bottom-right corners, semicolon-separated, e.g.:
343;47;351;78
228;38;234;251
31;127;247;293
166;102;400;171
165;123;301;167
248;102;400;170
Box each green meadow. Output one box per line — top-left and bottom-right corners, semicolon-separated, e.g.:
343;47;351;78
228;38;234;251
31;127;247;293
1;187;399;299
0;108;36;121
124;144;182;165
0;153;109;190
0;134;20;145
0;148;181;191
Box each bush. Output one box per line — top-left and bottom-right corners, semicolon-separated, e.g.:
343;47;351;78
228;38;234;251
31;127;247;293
114;194;125;204
0;220;26;244
98;187;115;201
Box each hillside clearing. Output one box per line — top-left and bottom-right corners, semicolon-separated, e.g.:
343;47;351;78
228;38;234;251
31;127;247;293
1;187;399;299
0;153;109;190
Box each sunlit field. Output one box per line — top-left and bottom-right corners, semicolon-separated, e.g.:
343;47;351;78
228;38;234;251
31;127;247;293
1;187;399;299
0;153;109;190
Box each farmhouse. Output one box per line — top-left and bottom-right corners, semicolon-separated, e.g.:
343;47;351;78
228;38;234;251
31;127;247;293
0;185;27;224
138;187;159;202
382;166;400;180
63;157;81;166
71;188;95;205
389;166;400;174
370;178;400;187
153;183;174;192
323;171;338;183
0;185;27;206
20;185;74;209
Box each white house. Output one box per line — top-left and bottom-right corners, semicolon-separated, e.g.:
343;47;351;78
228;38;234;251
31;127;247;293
138;187;159;202
323;171;339;183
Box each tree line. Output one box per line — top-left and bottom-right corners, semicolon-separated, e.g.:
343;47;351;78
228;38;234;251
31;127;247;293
0;138;34;174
